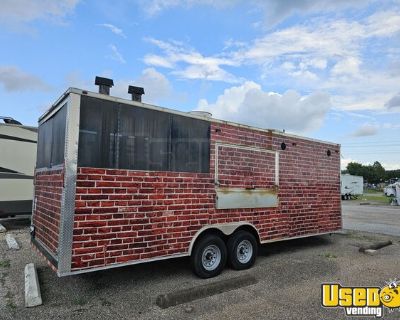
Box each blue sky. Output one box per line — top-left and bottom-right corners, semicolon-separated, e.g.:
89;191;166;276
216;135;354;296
1;0;399;170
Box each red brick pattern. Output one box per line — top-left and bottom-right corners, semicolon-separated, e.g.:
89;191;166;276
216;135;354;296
70;122;341;271
32;168;64;256
216;144;276;188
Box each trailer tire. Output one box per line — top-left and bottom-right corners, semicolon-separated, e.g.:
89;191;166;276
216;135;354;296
227;231;258;270
191;234;227;278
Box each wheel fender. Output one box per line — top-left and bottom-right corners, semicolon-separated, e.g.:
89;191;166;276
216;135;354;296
188;222;259;255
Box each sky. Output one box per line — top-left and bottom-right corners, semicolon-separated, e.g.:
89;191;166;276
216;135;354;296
0;0;399;170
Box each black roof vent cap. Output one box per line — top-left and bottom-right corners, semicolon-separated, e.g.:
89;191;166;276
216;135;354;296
95;76;114;95
128;85;145;102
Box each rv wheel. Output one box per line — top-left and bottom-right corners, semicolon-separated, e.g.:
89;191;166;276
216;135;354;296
191;234;227;278
227;231;258;270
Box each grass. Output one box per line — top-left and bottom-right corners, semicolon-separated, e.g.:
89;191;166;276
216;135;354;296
319;253;337;259
358;191;392;204
0;260;11;268
5;291;16;310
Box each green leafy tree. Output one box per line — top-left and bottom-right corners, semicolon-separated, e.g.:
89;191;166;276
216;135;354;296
346;161;387;184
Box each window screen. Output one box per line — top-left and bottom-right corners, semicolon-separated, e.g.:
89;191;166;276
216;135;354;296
118;106;171;171
78;97;118;168
78;96;210;173
171;115;210;173
36;104;67;168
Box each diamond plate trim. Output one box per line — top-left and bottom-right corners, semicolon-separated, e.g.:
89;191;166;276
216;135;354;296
58;93;81;275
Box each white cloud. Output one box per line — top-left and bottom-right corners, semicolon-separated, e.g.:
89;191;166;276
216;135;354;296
144;38;240;83
108;44;126;64
0;0;79;28
341;157;356;170
141;0;236;16
141;9;400;111
140;0;369;26
331;57;361;77
235;11;400;111
350;123;379;137
197;81;331;133
0;66;50;92
143;54;174;68
99;23;126;38
381;162;400;171
382;122;400;130
113;68;172;104
255;0;371;27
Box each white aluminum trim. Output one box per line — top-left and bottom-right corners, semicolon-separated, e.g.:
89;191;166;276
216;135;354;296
275;151;280;186
39;96;69;125
57;252;189;277
260;231;340;244
34;164;64;173
216;142;276;154
58;92;80;274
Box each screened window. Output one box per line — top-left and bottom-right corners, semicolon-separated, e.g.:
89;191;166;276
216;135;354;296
36;104;67;168
170;115;210;173
78;96;210;173
78;98;118;168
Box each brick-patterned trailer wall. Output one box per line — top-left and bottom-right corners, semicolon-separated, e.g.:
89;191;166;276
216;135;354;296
32;168;64;258
71;122;341;272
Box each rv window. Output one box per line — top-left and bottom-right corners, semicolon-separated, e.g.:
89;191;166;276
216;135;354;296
78;96;210;173
36;104;67;168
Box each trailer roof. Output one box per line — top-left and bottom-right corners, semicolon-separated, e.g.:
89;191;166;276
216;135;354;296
39;87;340;147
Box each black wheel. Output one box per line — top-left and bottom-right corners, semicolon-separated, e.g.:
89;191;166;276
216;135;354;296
227;231;258;270
191;234;227;278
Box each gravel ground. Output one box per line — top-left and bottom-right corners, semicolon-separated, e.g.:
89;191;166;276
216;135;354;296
0;217;399;320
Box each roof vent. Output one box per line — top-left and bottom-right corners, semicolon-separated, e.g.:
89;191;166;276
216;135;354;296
128;86;145;102
95;76;114;95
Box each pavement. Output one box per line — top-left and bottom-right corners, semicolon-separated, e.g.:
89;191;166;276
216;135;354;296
342;200;400;236
0;210;399;320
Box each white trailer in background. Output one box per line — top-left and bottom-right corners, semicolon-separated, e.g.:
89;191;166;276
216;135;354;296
341;174;363;200
0;117;37;217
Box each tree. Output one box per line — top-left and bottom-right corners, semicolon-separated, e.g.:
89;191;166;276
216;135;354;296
346;161;386;184
347;162;364;177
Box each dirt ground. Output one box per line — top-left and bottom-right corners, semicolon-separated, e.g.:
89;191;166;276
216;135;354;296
0;217;399;320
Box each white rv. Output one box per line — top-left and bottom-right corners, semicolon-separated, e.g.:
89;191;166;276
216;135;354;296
341;174;363;200
0;117;37;217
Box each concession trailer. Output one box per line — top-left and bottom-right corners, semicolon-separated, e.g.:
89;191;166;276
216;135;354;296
31;77;341;278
